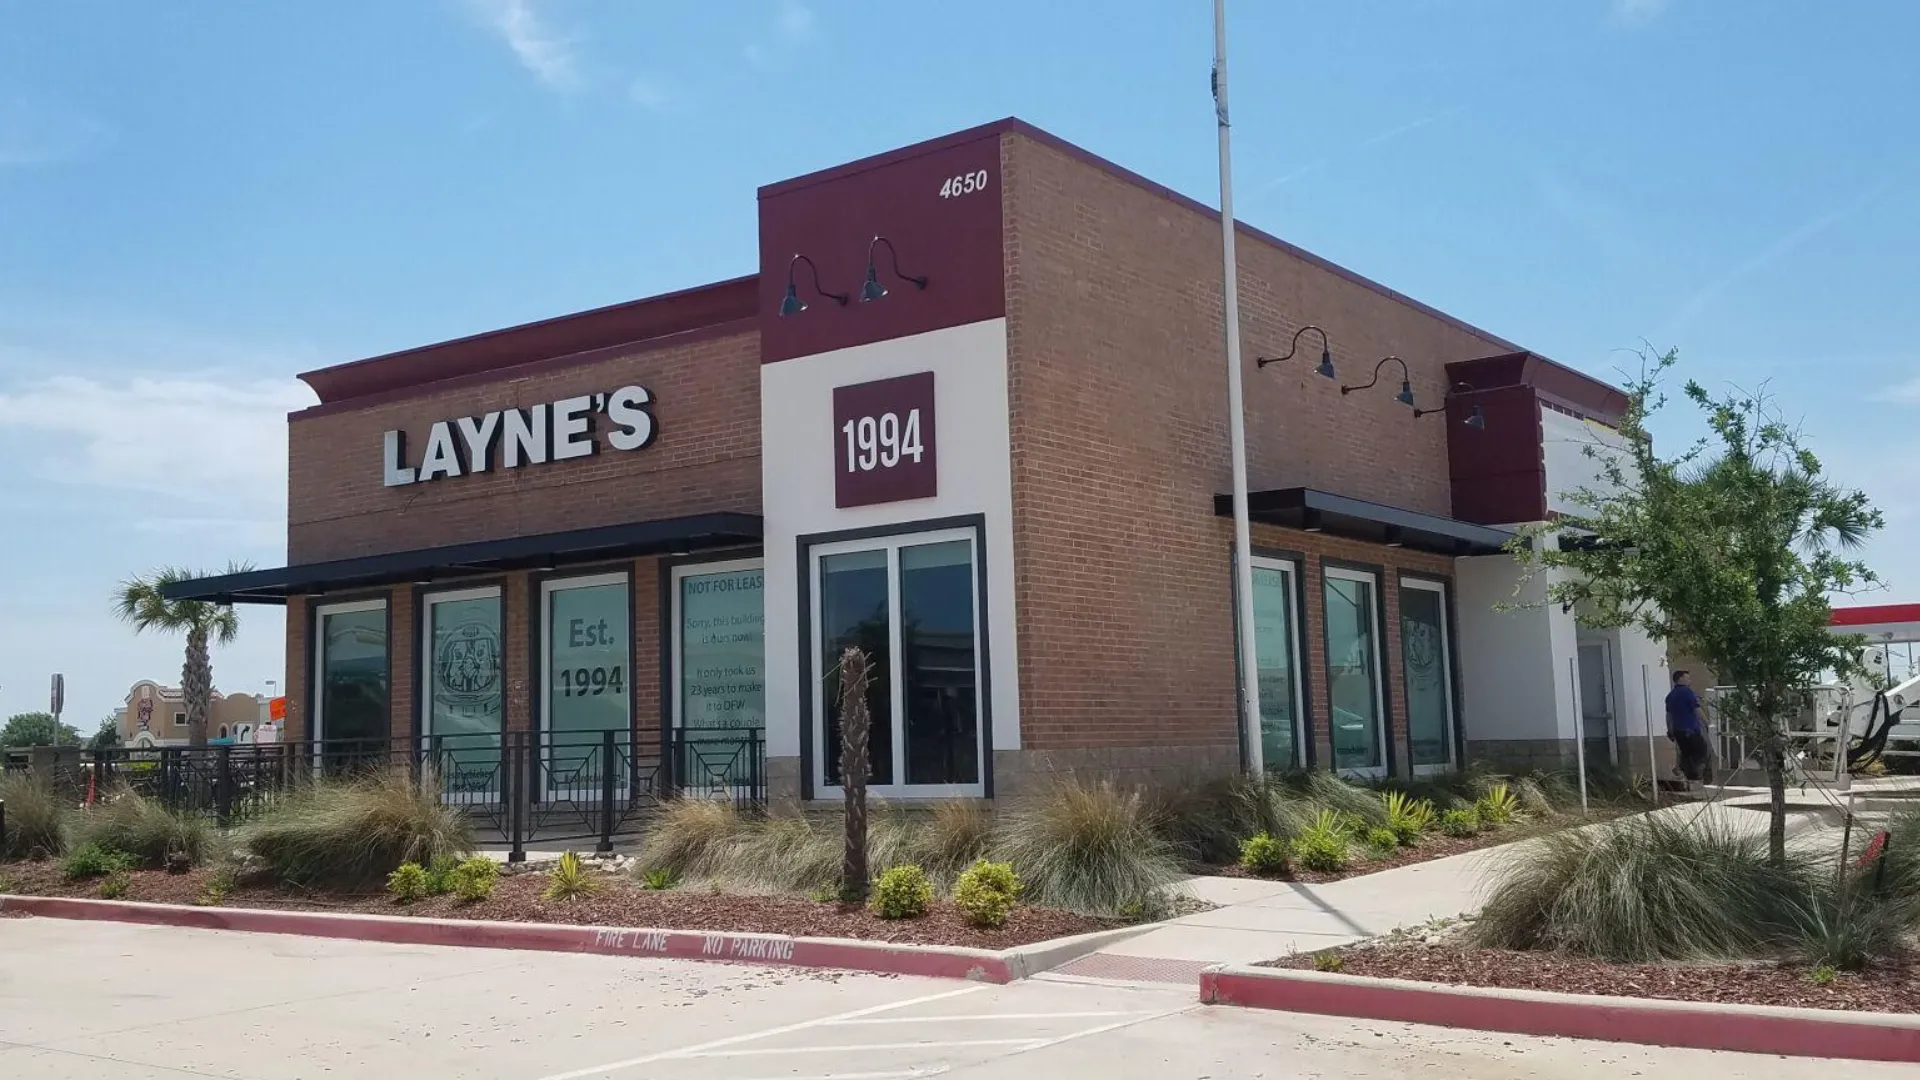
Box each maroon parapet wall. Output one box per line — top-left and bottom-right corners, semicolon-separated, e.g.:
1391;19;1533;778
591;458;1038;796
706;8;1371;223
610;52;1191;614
1;895;1016;983
1200;965;1920;1064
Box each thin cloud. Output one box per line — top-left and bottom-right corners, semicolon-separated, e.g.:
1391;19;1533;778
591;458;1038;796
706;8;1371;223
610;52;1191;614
468;0;583;91
0;98;113;167
628;75;674;113
747;0;819;69
0;372;312;513
1258;106;1464;194
1610;0;1669;25
1877;377;1920;405
1663;168;1909;336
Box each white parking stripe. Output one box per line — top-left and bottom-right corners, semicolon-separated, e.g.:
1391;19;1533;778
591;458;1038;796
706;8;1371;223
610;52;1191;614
724;1073;935;1080
681;1038;1042;1058
825;1010;1147;1025
529;984;990;1080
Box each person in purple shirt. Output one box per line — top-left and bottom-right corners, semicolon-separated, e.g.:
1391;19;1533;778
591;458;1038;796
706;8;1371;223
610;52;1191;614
1665;670;1713;783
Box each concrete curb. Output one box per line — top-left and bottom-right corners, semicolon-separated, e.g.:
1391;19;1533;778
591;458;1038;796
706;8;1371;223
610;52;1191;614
1198;963;1920;1063
0;894;1135;984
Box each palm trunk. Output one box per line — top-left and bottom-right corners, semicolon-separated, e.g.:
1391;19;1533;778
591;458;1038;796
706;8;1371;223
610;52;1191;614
839;647;872;903
183;626;211;748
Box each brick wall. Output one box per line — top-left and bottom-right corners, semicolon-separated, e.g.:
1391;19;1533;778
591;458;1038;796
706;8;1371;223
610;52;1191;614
287;328;763;563
1001;130;1495;773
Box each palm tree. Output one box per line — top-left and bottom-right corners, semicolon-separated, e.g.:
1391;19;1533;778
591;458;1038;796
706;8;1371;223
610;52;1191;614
113;566;247;747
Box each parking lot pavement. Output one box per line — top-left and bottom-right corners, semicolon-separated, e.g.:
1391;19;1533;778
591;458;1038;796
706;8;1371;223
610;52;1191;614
2;918;1906;1080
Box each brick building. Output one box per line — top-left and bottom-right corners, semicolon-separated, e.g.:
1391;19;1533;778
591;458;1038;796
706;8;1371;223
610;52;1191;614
169;118;1665;801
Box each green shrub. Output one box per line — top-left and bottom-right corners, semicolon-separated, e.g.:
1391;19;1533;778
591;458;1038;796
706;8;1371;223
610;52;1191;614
1810;963;1838;986
640;866;679;891
1786;889;1910;973
240;770;473;887
98;870;131;900
1238;832;1291;877
871;864;933;919
1363;827;1400;856
0;773;69;859
1311;949;1344;973
62;841;136;880
195;865;235;907
449;857;499;902
1470;814;1816;962
992;778;1184;917
76;790;215;869
1291;811;1351;873
808;883;839;903
542;850;599;902
1439;807;1481;838
954;859;1022;928
634;797;745;880
386;862;431;903
424;854;460;896
1381;792;1435;846
1475;784;1519;827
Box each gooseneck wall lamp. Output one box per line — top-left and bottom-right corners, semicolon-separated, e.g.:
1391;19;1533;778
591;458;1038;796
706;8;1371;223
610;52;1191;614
1341;355;1417;408
1413;381;1488;430
778;254;849;317
1255;324;1337;379
861;236;928;303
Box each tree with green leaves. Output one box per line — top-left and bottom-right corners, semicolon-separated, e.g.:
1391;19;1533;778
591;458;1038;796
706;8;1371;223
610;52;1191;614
113;566;248;748
1509;351;1881;866
0;711;80;748
91;716;121;751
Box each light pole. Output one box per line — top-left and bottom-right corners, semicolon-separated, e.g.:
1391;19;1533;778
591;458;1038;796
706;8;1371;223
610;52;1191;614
1213;0;1264;776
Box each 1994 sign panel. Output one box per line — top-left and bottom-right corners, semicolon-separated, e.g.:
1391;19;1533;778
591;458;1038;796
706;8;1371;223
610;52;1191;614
832;371;937;508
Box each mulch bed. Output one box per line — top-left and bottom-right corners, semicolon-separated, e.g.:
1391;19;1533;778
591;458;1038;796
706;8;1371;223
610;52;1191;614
1263;943;1920;1014
0;860;1116;950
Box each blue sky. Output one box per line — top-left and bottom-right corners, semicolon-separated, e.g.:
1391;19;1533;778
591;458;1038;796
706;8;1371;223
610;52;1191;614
3;0;1917;725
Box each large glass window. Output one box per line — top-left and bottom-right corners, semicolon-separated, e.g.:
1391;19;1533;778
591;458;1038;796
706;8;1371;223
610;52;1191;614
1249;558;1303;772
313;598;389;772
422;587;504;797
813;528;983;797
1400;579;1455;773
673;560;765;793
1323;568;1385;774
542;573;631;795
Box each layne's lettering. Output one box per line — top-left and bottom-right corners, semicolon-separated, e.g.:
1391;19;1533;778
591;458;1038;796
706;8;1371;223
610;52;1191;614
383;385;656;487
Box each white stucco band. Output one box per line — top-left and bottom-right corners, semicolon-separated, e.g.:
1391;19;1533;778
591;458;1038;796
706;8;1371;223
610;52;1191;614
759;318;1020;765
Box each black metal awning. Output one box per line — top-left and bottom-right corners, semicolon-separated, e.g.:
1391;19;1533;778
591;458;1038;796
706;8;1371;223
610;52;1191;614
161;512;764;605
1213;488;1513;557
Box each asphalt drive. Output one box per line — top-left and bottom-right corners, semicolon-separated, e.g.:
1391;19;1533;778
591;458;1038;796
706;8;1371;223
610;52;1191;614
0;917;1901;1079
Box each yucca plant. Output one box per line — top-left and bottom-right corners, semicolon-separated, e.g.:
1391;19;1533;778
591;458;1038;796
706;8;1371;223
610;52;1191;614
1475;784;1520;827
1380;792;1436;846
1291;810;1352;873
542;850;599;902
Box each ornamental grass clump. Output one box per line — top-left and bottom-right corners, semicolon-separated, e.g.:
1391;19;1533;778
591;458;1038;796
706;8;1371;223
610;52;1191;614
1470;813;1816;963
993;777;1184;917
0;773;68;859
76;789;218;869
241;769;473;887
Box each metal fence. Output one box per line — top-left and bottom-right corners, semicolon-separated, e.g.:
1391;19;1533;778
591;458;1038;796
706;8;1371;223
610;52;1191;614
0;729;764;861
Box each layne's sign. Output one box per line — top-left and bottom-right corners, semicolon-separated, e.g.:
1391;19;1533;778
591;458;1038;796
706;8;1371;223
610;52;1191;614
383;386;656;487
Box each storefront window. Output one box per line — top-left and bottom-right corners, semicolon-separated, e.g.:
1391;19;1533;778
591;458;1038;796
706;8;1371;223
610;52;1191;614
1323;569;1384;773
814;528;983;796
423;587;503;797
1401;580;1454;771
543;573;630;793
675;561;765;792
1249;560;1301;771
314;599;389;773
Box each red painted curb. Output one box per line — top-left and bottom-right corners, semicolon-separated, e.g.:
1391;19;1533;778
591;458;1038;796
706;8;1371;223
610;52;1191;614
1199;968;1920;1063
0;895;1015;984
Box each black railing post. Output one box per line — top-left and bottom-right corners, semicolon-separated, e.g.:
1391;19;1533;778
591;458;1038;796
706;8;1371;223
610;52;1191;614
597;730;617;854
214;746;234;828
507;731;526;864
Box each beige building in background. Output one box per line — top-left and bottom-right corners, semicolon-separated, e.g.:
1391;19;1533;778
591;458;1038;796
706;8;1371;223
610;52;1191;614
119;681;272;748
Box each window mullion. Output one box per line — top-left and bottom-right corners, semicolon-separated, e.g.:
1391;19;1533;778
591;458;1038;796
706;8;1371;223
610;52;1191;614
888;543;907;788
